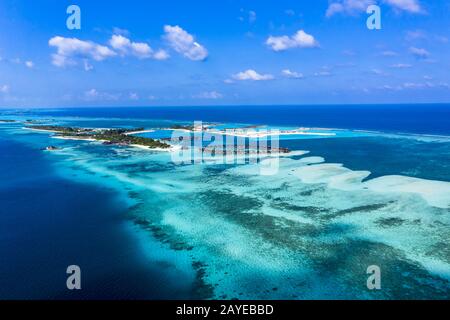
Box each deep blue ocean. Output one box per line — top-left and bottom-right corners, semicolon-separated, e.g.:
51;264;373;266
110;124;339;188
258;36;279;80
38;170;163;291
1;105;449;299
0;135;195;299
31;104;450;135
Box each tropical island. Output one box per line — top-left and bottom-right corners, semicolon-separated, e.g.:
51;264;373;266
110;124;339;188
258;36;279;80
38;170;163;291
28;125;171;149
0;119;16;123
171;124;195;131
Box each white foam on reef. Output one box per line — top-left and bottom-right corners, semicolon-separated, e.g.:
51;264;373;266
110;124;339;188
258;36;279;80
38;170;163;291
294;163;371;191
365;175;450;209
130;144;181;152
298;156;325;164
293;163;450;209
414;257;450;281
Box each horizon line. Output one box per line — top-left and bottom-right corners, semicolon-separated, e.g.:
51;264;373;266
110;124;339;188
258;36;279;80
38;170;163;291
2;102;450;110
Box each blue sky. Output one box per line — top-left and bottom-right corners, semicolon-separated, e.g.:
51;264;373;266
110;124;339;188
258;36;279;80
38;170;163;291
0;0;449;107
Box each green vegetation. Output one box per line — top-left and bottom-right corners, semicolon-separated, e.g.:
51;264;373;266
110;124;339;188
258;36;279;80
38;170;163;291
95;131;170;148
30;125;93;134
171;124;195;131
28;125;171;149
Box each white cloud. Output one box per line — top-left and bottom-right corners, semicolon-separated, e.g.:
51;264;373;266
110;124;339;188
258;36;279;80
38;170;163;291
282;69;304;79
112;27;130;36
232;69;274;81
25;61;34;68
402;82;435;89
0;84;10;93
109;34;154;59
129;92;139;100
130;42;152;59
371;68;389;76
109;34;133;54
409;46;430;59
435;35;448;43
84;89;121;101
109;34;169;60
326;0;423;17
85;89;99;98
249;11;257;23
326;0;375;17
314;71;332;77
153;49;170;60
405;30;426;41
50;34;169;68
285;9;296;16
266;30;319;52
239;9;257;23
163;25;208;61
193;91;223;99
381;50;398;57
380;84;402;91
384;0;423;13
390;63;412;68
49;36;116;67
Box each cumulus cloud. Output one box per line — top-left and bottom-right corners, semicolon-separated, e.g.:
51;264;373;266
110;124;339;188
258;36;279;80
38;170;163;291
193;91;223;99
109;34;138;53
25;61;34;68
384;0;423;13
153;49;170;60
49;36;116;67
163;25;208;61
326;0;423;17
232;69;274;81
109;34;155;59
409;46;430;59
266;30;319;52
282;69;304;79
49;33;169;68
326;0;375;17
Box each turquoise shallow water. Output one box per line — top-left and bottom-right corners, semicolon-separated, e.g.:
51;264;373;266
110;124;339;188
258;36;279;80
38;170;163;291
1;110;449;299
